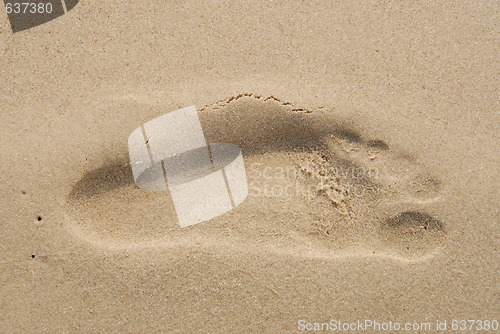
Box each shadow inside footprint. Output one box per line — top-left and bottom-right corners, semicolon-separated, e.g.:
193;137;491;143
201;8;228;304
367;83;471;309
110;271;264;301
379;211;445;255
366;140;390;150
69;161;133;199
383;211;444;231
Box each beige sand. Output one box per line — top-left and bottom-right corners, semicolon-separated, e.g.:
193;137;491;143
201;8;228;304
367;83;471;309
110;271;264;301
1;1;498;333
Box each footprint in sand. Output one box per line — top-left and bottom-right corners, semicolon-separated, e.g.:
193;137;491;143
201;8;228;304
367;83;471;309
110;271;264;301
65;96;445;262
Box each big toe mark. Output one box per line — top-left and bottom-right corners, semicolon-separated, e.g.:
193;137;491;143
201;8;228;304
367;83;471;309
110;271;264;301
379;211;445;256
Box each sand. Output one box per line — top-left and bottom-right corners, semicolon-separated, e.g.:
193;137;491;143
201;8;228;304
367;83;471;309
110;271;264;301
1;1;498;333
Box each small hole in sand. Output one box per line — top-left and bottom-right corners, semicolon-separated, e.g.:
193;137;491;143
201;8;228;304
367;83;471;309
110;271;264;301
31;255;35;258
37;216;42;221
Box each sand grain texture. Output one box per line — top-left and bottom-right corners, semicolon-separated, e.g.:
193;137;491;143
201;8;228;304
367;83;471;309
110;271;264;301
0;1;498;333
